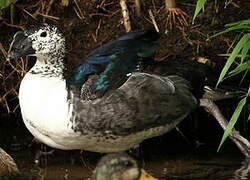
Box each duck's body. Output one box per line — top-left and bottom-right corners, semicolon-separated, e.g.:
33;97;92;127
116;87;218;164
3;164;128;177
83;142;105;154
9;24;200;153
20;70;196;152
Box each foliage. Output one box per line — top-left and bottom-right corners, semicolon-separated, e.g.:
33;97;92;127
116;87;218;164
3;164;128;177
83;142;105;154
210;19;250;88
210;19;250;151
218;95;249;150
192;0;207;24
0;0;17;9
215;33;250;85
0;0;17;17
192;0;250;151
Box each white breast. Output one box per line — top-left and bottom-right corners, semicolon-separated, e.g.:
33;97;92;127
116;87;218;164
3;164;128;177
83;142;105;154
19;72;74;148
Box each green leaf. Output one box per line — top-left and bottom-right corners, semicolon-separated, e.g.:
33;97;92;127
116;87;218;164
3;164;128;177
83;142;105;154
240;38;250;62
218;96;247;151
228;60;250;77
0;0;17;9
226;19;250;27
210;25;250;39
0;0;7;7
192;0;207;24
216;33;250;87
218;54;250;58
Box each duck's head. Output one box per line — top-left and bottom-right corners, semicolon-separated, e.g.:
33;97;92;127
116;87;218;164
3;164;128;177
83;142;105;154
8;24;65;61
8;24;66;76
93;153;158;180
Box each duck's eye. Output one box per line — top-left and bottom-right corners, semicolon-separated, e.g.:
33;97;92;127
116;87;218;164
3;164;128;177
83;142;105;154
40;31;47;37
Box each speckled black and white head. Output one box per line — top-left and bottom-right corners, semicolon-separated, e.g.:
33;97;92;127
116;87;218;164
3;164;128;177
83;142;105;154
8;24;66;77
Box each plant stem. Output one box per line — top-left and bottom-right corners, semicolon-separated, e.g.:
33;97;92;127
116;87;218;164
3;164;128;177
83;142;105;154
120;0;131;32
165;0;176;9
135;0;141;17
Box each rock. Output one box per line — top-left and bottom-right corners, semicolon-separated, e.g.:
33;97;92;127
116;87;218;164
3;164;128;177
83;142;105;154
0;147;19;176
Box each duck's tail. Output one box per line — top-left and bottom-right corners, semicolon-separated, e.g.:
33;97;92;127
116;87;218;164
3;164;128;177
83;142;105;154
143;56;247;101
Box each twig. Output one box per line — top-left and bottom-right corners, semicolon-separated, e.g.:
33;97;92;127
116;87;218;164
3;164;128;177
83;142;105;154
200;99;250;157
37;12;60;21
91;33;97;43
73;7;83;20
10;3;15;24
73;0;85;20
148;9;160;32
120;0;131;32
44;0;55;22
5;59;25;74
0;43;7;58
22;8;38;21
2;22;24;30
90;9;120;17
100;0;107;7
95;19;102;38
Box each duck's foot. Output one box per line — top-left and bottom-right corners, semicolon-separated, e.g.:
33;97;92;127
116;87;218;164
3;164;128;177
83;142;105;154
165;8;189;29
200;99;250;157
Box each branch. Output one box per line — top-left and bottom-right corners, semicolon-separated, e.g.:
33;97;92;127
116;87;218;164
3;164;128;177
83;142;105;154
148;9;160;32
200;99;250;157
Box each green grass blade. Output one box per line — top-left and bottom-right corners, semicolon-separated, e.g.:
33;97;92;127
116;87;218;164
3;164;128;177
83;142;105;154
228;60;250;77
226;19;250;27
210;25;250;39
240;37;250;62
0;0;7;7
192;0;207;24
216;33;250;87
217;96;247;151
0;0;17;9
218;54;250;58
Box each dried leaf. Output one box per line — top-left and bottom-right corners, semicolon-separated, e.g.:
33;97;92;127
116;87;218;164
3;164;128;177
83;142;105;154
61;0;69;7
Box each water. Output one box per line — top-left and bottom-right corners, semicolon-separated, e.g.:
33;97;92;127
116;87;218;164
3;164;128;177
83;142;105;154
9;144;250;180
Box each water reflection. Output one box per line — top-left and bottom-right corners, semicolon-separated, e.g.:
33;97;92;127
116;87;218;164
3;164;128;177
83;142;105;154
231;157;250;180
6;144;249;180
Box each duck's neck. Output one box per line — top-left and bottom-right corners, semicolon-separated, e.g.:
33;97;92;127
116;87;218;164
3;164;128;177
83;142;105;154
29;52;66;79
